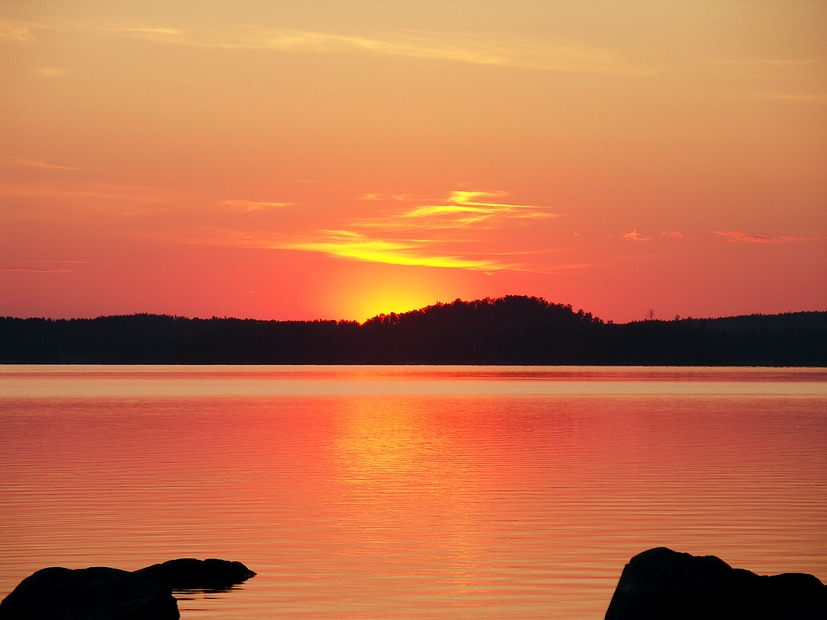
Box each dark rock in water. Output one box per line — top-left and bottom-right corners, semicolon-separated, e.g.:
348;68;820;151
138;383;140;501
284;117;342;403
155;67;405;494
0;566;179;620
605;547;827;620
135;558;256;591
0;558;255;619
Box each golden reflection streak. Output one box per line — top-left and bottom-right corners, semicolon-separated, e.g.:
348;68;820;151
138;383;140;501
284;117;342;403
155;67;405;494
331;397;493;576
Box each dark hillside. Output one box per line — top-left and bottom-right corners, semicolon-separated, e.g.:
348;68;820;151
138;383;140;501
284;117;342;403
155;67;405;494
1;297;825;366
0;315;361;364
702;312;827;334
359;297;602;364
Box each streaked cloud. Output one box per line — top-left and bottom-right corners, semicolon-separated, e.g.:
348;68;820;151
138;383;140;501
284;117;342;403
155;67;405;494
0;183;162;203
0;267;74;273
0;22;34;43
1;260;92;274
716;58;822;67
84;23;648;75
280;230;506;272
35;67;74;77
623;230;652;242
272;190;557;272
108;26;182;36
359;192;413;202
251;29;643;75
752;92;827;103
4;157;87;171
359;190;554;231
0;181;185;223
624;230;686;241
258;188;566;273
401;191;551;226
222;199;293;212
714;231;825;244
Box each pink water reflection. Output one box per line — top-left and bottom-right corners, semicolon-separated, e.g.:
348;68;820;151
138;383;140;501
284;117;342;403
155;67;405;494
1;367;826;619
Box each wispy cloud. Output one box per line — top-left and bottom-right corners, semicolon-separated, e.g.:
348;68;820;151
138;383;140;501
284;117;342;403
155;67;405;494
280;229;506;272
269;190;557;272
254;30;642;74
4;157;87;171
0;181;185;223
623;230;652;242
222;199;293;212
0;259;93;274
107;26;182;37
400;191;551;227
621;230;686;241
29;260;92;265
0;267;74;274
83;23;648;75
716;58;822;67
35;67;75;77
359;190;554;231
0;21;34;43
752;92;827;103
714;231;826;244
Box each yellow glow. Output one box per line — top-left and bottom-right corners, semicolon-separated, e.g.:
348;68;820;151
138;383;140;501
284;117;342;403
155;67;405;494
355;293;433;322
323;272;441;322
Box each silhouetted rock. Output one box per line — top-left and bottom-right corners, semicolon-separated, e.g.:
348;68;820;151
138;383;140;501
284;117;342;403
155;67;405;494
135;558;256;591
605;547;827;620
0;566;179;620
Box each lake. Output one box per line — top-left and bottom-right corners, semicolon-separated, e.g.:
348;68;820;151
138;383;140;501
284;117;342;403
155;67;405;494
1;365;826;619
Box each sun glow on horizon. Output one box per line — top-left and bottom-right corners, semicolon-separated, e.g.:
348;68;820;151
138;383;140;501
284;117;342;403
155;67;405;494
316;269;445;323
351;289;439;323
1;2;825;322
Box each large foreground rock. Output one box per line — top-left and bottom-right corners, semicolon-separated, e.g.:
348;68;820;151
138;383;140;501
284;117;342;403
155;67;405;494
135;558;256;591
0;567;179;620
605;547;827;620
0;558;255;620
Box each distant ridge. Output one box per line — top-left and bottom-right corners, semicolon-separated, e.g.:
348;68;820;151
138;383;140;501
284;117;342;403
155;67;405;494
699;311;827;334
1;296;825;366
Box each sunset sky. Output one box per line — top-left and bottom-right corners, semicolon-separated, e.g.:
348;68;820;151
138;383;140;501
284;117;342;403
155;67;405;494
1;1;825;322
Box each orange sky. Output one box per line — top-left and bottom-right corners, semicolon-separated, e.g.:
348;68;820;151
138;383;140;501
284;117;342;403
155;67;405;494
1;1;825;322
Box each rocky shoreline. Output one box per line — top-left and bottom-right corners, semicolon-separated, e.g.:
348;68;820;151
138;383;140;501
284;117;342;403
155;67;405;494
2;550;825;619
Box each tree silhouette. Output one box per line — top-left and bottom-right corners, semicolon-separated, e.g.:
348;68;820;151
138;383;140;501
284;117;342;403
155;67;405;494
1;297;825;366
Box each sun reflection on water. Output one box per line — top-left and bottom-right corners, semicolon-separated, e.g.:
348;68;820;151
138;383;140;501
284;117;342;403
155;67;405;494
1;368;826;619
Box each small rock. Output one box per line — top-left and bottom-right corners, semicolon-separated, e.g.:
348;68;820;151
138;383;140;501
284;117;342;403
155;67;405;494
135;558;256;591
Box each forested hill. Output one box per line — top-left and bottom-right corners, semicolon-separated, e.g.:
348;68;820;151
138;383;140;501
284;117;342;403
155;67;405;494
1;296;825;366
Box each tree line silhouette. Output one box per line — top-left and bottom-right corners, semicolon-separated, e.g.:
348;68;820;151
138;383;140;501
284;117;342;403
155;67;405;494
1;296;825;365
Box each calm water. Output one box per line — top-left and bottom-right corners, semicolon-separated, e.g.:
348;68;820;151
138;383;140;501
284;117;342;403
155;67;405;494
1;366;826;619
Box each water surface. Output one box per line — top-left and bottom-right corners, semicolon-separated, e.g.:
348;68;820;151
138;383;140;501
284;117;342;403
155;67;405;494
1;366;826;618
